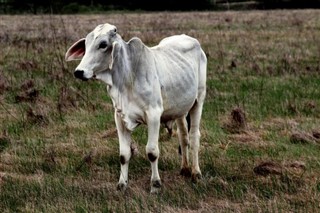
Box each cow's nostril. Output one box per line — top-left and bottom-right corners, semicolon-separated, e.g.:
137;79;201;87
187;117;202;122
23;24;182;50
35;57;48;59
74;70;88;81
74;70;84;78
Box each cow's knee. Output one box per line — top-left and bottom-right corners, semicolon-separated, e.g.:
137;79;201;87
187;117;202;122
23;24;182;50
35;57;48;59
119;150;131;164
120;155;127;165
148;153;157;162
146;146;159;162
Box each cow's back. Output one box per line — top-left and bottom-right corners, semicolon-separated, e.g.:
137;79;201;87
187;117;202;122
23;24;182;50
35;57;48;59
156;34;200;53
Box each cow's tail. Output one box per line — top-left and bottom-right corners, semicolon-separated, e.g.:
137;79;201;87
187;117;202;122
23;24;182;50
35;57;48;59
186;112;191;132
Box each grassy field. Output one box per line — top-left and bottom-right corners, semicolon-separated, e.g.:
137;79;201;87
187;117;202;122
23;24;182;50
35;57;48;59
1;10;320;212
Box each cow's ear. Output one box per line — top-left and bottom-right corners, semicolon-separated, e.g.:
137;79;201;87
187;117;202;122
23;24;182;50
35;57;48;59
65;38;86;61
109;41;119;70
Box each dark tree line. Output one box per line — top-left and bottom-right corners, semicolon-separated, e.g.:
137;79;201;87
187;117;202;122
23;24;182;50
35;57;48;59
0;0;214;13
1;0;320;14
259;0;320;9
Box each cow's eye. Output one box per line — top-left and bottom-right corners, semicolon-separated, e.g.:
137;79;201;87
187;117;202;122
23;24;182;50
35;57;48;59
99;41;108;49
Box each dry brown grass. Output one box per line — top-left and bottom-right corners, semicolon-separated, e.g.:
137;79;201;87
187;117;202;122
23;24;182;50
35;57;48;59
1;10;320;212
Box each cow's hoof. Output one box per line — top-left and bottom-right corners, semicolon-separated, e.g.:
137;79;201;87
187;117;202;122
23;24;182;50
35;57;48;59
191;172;202;183
180;167;192;177
150;180;162;194
117;183;127;192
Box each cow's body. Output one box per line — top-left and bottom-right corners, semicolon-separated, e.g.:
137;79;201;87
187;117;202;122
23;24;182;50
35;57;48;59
65;24;206;193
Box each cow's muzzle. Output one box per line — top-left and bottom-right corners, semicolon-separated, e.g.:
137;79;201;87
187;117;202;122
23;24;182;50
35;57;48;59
74;70;88;81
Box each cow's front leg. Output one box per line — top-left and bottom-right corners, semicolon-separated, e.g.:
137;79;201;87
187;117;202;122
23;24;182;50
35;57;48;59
146;108;162;194
114;111;132;192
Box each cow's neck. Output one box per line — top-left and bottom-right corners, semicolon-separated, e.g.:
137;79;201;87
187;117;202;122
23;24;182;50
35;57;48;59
112;41;134;92
96;40;136;113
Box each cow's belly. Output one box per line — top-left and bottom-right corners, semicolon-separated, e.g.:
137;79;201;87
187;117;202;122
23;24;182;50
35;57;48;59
160;76;197;122
161;97;195;123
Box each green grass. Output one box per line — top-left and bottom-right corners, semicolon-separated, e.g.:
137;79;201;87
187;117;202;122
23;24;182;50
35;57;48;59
1;10;320;212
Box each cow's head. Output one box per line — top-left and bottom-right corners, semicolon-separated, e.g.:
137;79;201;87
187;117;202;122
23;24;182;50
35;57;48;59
65;23;119;81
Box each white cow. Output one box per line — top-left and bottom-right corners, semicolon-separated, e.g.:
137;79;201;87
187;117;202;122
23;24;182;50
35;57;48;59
65;23;207;193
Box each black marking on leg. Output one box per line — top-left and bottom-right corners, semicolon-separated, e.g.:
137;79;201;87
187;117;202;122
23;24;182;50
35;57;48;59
120;155;126;165
180;167;192;177
148;153;157;162
117;183;126;191
152;180;162;188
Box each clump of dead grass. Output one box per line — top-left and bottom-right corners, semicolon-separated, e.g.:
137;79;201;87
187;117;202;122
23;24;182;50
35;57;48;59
312;129;320;139
76;149;97;171
57;86;79;114
26;106;48;126
42;149;57;173
0;71;10;94
0;136;10;153
290;131;319;145
222;107;248;134
15;79;40;103
228;131;264;147
101;127;118;139
254;161;283;176
254;160;306;177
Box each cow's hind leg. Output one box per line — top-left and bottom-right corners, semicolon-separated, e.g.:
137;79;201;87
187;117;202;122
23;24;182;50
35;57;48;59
176;117;191;177
189;98;205;182
164;120;174;137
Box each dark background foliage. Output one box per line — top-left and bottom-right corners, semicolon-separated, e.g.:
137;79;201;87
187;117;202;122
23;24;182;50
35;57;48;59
1;0;320;14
